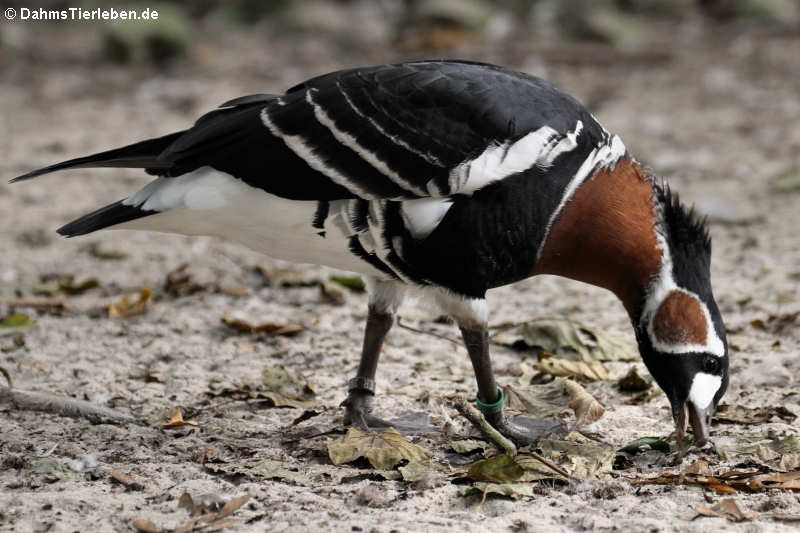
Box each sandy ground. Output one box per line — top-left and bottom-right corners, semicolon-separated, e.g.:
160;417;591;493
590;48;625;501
1;16;800;533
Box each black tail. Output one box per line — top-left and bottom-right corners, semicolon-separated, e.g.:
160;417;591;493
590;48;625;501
10;130;186;183
57;200;154;237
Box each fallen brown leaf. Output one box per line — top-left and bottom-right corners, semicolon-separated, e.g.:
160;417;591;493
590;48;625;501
328;427;433;469
173;494;252;533
216;285;250;297
694;499;757;522
163;409;199;429
1;298;68;314
715;404;797;425
103;467;143;490
534;358;609;381
221;316;304;336
132;518;160;533
634;467;800;493
467;453;524;483
564;380;605;425
681;461;712;476
164;263;205;298
88;242;129;260
109;288;152;319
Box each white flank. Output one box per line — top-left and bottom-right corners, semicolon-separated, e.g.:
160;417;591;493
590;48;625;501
117;167;388;278
433;289;488;329
448;121;585;195
400;197;454;239
123;170;242;211
536;134;627;262
307;90;426;197
364;278;406;315
688;372;722;409
260;105;375;199
337;82;445;168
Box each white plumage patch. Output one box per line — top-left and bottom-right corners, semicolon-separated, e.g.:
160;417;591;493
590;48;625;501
400;197;454;239
688;372;722;409
448;121;585;195
123;170;241;211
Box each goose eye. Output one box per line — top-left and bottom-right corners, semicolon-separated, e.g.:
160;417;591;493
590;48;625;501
702;355;720;374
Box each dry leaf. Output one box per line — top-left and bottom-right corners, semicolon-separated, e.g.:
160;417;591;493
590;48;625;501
56;275;100;295
109;288;152;318
467;453;524;483
634;467;800;494
505;380;571;421
89;242;128;260
103;467;143;490
564;380;605;425
617;366;653;392
261;366;315;407
164;263;205;297
221;316;304;336
205;459;401;486
715;404;797;425
163;409;199;429
328;427;433;470
694;499;757;522
319;281;347;305
398;460;448;484
534;358;609;381
1;298;68;314
528;436;615;481
461;482;535;500
493;320;637;362
132;519;160;533
681;461;713;476
215;494;252;519
217;285;250;297
173;494;252;533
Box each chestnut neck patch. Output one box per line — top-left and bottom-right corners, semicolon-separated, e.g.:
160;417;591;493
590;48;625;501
652;290;708;346
533;157;662;316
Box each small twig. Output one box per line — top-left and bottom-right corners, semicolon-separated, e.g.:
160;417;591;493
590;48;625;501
452;396;573;481
396;317;461;346
0;366;13;389
281;428;343;445
2;298;69;312
0;386;146;426
525;450;573;481
190;398;249;415
37;443;58;458
453;397;517;456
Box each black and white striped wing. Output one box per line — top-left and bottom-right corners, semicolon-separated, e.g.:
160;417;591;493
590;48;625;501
150;61;611;204
72;61;626;293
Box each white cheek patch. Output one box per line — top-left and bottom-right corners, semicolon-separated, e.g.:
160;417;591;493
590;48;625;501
642;227;725;357
688;372;722;409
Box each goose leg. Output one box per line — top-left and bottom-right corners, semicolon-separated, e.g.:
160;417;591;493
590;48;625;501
441;293;563;445
342;279;404;429
460;327;561;445
342;305;395;429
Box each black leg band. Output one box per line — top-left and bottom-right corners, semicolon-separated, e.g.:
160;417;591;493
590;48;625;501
348;377;376;394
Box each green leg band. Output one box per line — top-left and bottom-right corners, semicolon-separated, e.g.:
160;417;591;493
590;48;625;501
475;387;505;415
